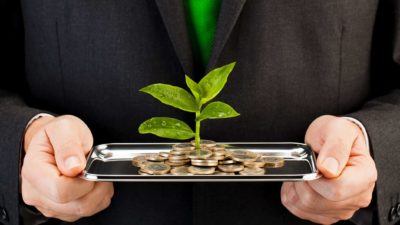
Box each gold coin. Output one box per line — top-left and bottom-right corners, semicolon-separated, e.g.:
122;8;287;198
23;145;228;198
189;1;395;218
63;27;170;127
168;158;190;164
214;171;235;175
145;154;166;162
210;155;225;160
138;169;152;175
243;158;266;168
210;144;226;151
159;152;170;158
143;163;171;175
239;167;265;175
138;160;155;169
231;153;258;163
170;166;193;175
169;150;188;156
132;155;146;167
165;160;189;167
212;150;226;156
172;143;195;152
263;157;285;168
218;164;244;172
219;159;236;165
190;139;216;148
191;159;218;167
225;149;251;157
188;149;212;159
188;166;215;175
168;154;189;160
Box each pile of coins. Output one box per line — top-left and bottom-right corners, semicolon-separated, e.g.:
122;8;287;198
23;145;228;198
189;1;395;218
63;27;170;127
131;140;285;176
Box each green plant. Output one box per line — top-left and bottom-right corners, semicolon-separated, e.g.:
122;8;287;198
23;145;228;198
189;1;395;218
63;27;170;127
138;62;239;150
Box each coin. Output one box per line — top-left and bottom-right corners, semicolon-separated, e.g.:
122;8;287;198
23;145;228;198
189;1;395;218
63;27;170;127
139;160;154;169
188;149;212;159
169;150;188;156
159;152;170;158
210;155;225;160
188;166;215;175
190;139;216;148
239;167;265;175
231;153;258;163
168;158;190;163
214;171;235;175
165;160;189;167
138;169;152;175
145;154;166;162
212;150;226;156
168;154;189;160
170;166;193;175
218;164;244;172
263;157;285;168
226;149;251;156
172;143;195;151
143;163;171;175
243;158;266;168
219;159;236;165
132;155;147;167
191;159;218;167
210;144;225;151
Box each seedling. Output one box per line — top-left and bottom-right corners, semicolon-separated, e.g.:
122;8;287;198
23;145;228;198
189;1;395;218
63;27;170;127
138;62;239;151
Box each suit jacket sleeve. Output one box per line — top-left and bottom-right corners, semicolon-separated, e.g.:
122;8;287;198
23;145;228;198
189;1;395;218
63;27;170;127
0;1;51;225
346;1;400;224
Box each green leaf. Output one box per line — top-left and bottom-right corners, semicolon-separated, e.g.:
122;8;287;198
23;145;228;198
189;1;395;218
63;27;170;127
138;117;195;140
198;62;236;104
185;75;201;102
140;83;198;112
197;101;240;121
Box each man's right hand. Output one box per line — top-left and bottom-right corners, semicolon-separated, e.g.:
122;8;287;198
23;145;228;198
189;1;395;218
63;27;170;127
21;115;114;222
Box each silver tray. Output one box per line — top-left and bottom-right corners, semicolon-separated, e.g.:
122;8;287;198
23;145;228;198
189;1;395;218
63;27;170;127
82;142;320;182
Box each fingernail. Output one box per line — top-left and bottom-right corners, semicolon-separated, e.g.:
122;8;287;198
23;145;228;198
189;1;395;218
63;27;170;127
65;156;81;170
322;157;339;175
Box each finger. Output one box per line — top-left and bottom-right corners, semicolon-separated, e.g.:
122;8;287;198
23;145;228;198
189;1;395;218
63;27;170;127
23;181;80;222
45;115;93;176
283;183;356;224
282;186;339;225
304;115;336;151
36;206;80;222
316;118;358;178
293;182;360;213
308;155;377;202
22;152;95;203
30;182;112;219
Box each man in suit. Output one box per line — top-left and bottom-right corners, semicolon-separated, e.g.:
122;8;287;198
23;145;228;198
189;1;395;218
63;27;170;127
1;0;399;225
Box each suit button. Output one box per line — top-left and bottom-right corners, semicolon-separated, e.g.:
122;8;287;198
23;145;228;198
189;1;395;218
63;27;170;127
389;206;397;222
396;203;400;217
0;207;8;221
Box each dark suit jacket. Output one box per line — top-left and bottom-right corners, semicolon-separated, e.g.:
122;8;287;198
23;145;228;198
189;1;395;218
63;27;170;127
1;0;400;225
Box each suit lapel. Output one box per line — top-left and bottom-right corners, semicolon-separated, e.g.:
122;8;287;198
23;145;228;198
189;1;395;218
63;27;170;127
156;0;246;75
155;0;194;75
207;0;246;72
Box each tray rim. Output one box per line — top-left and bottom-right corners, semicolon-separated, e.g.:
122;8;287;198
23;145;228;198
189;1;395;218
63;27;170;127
82;142;320;182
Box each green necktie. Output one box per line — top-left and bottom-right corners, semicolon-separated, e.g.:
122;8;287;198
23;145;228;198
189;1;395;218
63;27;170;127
184;0;222;68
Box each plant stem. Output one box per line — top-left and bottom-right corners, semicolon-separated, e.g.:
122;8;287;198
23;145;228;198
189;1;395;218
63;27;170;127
195;112;201;151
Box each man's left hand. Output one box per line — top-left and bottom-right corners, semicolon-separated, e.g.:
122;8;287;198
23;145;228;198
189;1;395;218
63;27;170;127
281;115;377;224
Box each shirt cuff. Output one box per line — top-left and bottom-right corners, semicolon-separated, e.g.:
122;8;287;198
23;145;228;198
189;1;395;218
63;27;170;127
25;113;55;129
342;117;370;152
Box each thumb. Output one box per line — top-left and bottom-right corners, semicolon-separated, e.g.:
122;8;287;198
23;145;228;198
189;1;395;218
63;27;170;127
317;134;355;178
45;116;93;177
